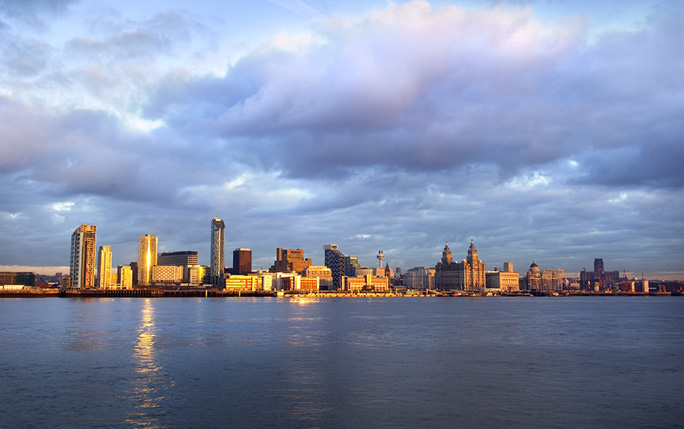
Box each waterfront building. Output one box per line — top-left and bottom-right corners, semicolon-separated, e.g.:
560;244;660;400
129;262;138;286
270;248;312;274
466;241;486;291
158;251;198;267
233;248;252;275
210;218;226;287
403;267;434;290
355;266;374;277
345;276;367;291
58;275;72;288
0;272;35;287
299;277;319;292
265;272;302;291
324;244;346;290
580;258;620;291
224;274;260;291
375;263;394;278
541;268;564;292
117;265;133;289
184;265;209;285
70;224;97;289
435;243;462;290
434;241;486;291
304;265;333;289
345;255;359;277
523;261;541;291
280;275;302;291
97;245;112;289
344;274;390;292
151;265;183;284
486;263;519;292
258;272;274;291
138;234;158;286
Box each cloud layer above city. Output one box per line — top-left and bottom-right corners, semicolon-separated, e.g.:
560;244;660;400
1;0;682;278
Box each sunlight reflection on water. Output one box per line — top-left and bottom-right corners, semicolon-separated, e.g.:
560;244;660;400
123;299;172;427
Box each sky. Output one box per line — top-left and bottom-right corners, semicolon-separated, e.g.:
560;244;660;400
0;0;682;279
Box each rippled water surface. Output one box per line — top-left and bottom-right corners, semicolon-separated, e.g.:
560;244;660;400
1;297;682;427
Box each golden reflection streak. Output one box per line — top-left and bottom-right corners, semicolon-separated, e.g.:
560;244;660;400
124;298;167;428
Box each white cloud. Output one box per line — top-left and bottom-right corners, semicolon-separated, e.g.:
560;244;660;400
506;172;550;190
51;201;75;212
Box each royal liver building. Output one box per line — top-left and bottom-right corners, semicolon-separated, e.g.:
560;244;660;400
434;241;486;292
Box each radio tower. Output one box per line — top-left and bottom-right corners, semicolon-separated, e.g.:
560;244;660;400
377;250;384;269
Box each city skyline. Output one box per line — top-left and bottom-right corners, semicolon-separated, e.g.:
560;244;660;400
1;220;657;281
0;1;682;279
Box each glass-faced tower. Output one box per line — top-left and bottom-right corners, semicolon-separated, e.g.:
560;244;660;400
138;234;158;286
211;218;225;287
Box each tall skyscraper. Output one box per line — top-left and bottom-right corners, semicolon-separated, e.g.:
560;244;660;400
138;234;158;286
211;218;225;287
70;224;97;289
233;248;252;275
97;245;112;289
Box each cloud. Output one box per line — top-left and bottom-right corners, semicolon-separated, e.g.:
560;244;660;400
269;0;322;18
0;0;78;29
143;1;683;189
0;1;682;278
65;11;199;60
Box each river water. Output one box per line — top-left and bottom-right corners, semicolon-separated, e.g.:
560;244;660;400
1;297;682;428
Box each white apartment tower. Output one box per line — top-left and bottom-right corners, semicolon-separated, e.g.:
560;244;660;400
70;224;97;289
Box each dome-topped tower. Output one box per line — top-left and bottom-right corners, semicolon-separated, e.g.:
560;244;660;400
441;243;453;264
467;240;478;264
529;260;540;276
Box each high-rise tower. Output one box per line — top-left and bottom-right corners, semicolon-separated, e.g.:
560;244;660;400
594;258;604;274
324;244;346;290
70;224;97;289
441;243;453;264
211;218;225;287
97;245;112;289
233;248;252;275
466;241;486;291
138;234;158;286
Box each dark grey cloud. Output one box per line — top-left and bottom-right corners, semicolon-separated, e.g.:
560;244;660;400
575;138;684;189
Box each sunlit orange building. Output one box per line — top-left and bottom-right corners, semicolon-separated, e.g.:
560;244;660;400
270;248;312;274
